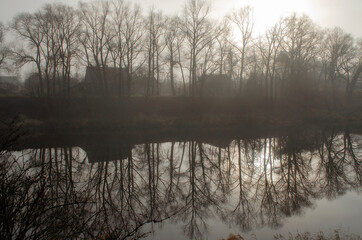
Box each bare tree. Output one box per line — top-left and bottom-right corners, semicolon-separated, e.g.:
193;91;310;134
145;8;166;96
279;13;320;95
40;4;80;97
227;6;254;93
0;22;10;71
55;5;80;97
181;0;215;96
109;0;144;97
173;20;187;96
121;2;144;96
11;4;79;97
324;28;354;99
215;19;233;76
79;0;113;96
257;21;282;99
165;16;182;96
348;39;362;96
11;12;46;96
109;0;127;96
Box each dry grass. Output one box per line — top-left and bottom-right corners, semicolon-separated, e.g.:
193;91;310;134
273;230;361;240
220;230;361;240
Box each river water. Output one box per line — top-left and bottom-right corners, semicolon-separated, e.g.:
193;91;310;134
1;128;361;239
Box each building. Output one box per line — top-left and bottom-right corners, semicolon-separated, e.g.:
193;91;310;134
83;66;175;97
0;76;22;95
198;74;233;96
84;66;128;97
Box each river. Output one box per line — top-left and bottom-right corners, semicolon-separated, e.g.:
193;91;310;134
1;128;361;239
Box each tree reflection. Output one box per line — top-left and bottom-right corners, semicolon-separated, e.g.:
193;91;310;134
1;129;361;239
317;130;362;199
229;139;256;232
180;141;227;239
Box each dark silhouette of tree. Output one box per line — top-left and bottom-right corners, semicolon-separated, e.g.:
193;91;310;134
79;1;112;96
257;22;282;99
0;22;10;71
181;0;216;96
278;13;320;96
165;17;183;96
11;4;79;97
227;6;254;93
145;9;166;96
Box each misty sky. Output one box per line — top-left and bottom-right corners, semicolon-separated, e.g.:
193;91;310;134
0;0;361;37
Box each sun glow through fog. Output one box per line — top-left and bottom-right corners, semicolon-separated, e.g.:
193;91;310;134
227;0;312;34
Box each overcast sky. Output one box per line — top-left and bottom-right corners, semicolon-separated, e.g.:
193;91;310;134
0;0;361;37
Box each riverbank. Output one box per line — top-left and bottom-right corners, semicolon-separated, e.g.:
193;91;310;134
0;96;362;135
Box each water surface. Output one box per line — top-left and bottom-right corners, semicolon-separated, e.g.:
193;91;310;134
2;128;361;239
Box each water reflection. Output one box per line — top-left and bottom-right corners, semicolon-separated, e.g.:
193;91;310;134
1;129;361;239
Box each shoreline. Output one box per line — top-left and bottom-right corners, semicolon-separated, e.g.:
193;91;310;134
0;96;361;137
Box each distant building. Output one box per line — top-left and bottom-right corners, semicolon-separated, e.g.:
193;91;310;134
84;66;128;97
0;76;22;95
131;74;147;96
24;73;81;97
132;75;173;96
83;66;177;97
24;73;41;96
198;74;233;96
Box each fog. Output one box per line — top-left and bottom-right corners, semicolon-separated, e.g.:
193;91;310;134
0;0;362;239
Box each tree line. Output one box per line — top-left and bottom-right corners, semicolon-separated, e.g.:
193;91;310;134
1;0;361;99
